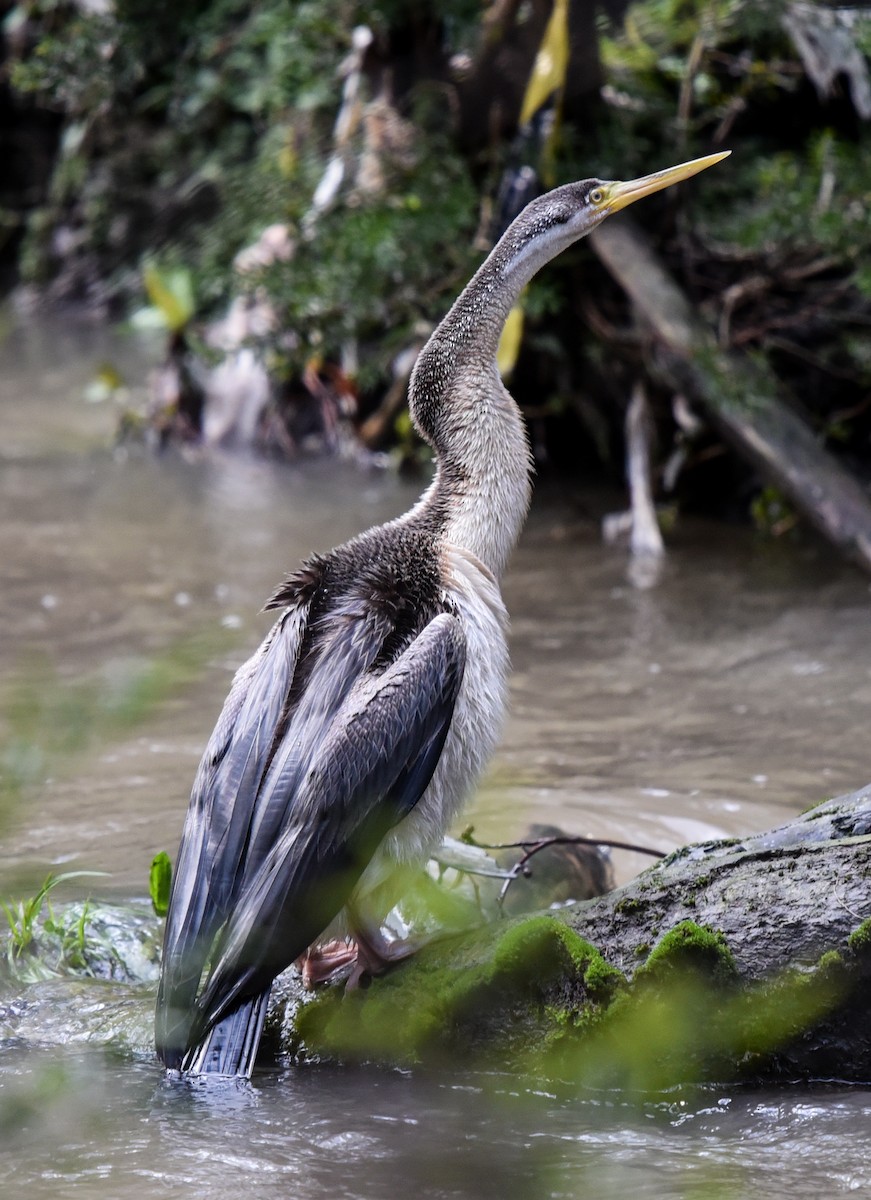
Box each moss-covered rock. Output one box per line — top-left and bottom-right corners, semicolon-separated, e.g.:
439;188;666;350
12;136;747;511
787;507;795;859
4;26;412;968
4;786;871;1086
287;785;871;1087
295;915;623;1067
636;920;738;987
288;912;850;1092
847;917;871;956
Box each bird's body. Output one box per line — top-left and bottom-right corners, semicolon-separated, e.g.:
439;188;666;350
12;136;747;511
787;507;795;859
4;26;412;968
156;152;729;1076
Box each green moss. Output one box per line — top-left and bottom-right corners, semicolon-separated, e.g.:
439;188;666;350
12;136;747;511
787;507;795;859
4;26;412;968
489;916;571;980
847;918;871;955
800;798;831;817
581;951;625;1003
294;915;624;1066
638;920;738;987
291;911;857;1087
815;950;845;981
615;895;643;916
731;953;846;1066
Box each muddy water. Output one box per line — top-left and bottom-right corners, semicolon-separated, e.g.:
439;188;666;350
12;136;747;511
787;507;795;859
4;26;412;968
2;319;871;1197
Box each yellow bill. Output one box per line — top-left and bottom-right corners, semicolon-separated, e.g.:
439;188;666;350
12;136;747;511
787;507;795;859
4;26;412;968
598;151;731;215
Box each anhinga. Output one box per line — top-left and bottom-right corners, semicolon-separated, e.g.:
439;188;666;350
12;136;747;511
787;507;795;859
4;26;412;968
155;151;729;1077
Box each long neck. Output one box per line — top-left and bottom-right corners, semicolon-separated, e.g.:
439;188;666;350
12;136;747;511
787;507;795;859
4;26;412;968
408;227;560;578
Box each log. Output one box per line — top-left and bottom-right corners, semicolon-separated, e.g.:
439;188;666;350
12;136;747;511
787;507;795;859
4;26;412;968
292;784;871;1088
589;217;871;574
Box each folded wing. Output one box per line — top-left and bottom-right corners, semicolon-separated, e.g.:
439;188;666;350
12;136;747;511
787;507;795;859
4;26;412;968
156;599;465;1072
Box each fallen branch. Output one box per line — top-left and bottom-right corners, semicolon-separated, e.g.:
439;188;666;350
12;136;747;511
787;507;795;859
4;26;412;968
589;216;871;573
601;380;666;586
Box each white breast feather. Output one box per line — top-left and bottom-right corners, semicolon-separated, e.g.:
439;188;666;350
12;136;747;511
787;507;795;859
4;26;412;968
361;543;509;889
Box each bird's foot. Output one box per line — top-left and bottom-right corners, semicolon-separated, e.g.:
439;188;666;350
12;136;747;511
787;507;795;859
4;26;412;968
299;939;358;989
345;924;423;991
299;928;425;990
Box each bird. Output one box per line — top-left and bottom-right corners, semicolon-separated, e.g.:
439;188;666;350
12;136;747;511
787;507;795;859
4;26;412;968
155;151;730;1078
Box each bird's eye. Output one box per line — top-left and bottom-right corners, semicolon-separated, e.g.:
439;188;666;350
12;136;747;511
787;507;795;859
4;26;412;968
589;188;604;206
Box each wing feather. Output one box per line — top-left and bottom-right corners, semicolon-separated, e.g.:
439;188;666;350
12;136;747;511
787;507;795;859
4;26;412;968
189;613;466;1047
156;605;308;1067
156;585;465;1072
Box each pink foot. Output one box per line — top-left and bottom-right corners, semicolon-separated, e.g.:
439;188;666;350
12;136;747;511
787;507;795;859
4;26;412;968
346;924;422;990
298;939;358;989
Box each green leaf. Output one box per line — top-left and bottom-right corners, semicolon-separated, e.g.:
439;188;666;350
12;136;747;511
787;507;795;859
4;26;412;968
519;0;570;126
149;852;172;918
142;263;196;333
2;871;106;958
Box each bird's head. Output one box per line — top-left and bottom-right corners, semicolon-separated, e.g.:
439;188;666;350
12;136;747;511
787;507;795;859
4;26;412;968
497;151;730;283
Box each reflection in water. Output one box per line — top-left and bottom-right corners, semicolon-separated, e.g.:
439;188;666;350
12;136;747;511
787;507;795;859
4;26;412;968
3;320;871;1197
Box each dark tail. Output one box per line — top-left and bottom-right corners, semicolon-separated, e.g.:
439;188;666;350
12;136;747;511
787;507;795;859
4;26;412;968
179;990;270;1078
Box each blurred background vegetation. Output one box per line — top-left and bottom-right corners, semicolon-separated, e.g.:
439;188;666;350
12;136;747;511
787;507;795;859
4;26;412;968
4;0;871;520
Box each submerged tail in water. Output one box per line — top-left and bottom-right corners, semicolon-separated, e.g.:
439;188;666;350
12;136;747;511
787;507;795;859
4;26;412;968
180;992;270;1078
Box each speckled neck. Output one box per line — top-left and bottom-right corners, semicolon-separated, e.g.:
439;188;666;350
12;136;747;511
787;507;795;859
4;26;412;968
407;237;550;580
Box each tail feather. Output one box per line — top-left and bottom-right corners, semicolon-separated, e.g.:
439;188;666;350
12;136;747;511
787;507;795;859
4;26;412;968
181;990;270;1078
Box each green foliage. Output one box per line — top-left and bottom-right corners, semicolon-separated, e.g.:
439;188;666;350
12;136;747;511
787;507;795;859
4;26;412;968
595;0;790;157
149;852;172;918
1;891;163;985
572;0;871;279
9;8;120;113
11;0;871;491
42;898;95;973
255;143;478;386
590;0;871;331
701;130;871;266
140;264;196;333
10;0;360;293
1;871;105;975
12;0;353;123
10;0;482;390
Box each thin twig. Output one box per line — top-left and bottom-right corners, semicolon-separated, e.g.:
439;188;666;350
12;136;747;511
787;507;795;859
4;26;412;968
468;835;668;912
476;835;667;857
